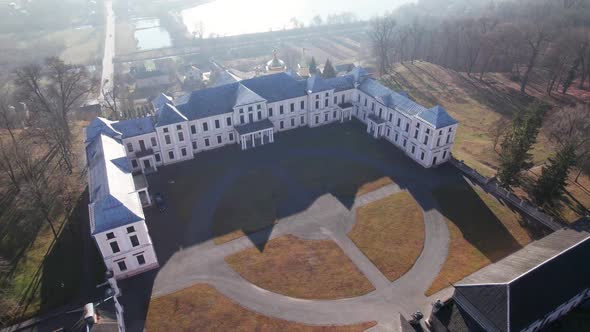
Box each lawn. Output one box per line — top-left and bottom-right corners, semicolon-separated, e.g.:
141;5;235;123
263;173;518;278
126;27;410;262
225;235;374;299
425;184;537;295
212;167;288;244
145;283;377;331
349;192;425;282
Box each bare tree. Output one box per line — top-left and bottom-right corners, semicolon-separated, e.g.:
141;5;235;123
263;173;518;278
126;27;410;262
369;15;397;75
519;22;551;93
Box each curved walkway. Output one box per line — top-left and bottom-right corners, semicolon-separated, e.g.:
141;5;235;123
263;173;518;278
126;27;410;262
151;147;451;328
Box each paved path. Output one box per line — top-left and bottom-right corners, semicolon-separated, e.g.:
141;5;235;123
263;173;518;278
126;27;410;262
99;0;115;99
143;147;454;330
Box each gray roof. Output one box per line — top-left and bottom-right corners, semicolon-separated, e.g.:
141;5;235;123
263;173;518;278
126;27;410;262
358;79;427;116
307;74;355;93
86;134;145;235
234;118;274;135
155;103;188;126
112;117;155;139
455;224;590;332
417;106;458;129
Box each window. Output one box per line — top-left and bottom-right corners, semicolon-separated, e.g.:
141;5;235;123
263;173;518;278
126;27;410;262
395;133;399;142
155;153;161;162
168;151;175;159
443;151;447;159
217;135;222;144
389;114;393;122
205;138;210;147
117;260;127;272
300;101;305;110
446;135;451;144
239;108;244;113
257;111;262;120
300;116;305;125
269;108;273;117
426;128;430;134
192;141;197;150
439;130;443;135
403;139;407;147
130;234;139;247
316;95;319;100
178;132;184;142
181;148;187;157
257;104;261;110
405;123;410;132
333;111;337;119
411;146;416;154
333;96;337;104
421;152;425;160
202;122;208;131
315;101;319;109
226;117;232;126
387;128;391;136
324;113;329;121
424;136;429;145
437;138;441;147
131;159;138;168
176;125;182;130
151;137;157;147
106;232;115;240
165;135;171;145
136;254;146;265
191;125;197;134
414;130;419;139
127;143;134;152
280;121;284;129
229;133;234;141
240;115;245;124
315;116;319;124
126;226;135;234
280;105;284;114
291;118;295;126
341;95;345;103
357;95;361;102
371;102;375;111
324;99;328;107
248;106;253;112
449;127;453;132
397;118;401;127
215;120;220;129
290;103;295;112
416;122;420;128
163;127;169;133
110;241;120;253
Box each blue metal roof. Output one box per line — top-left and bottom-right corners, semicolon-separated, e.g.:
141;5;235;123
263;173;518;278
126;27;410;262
156;103;188;126
417;105;458;129
307;74;355;93
240;73;307;103
112;117;155;139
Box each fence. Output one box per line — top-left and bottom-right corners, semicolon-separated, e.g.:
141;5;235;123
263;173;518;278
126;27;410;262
450;157;563;231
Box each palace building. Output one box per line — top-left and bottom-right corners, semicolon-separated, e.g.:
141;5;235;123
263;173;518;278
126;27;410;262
85;67;458;278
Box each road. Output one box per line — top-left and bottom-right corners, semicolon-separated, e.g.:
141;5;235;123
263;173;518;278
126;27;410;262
100;0;115;99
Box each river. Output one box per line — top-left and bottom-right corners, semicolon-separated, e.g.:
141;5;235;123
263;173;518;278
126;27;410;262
181;0;415;38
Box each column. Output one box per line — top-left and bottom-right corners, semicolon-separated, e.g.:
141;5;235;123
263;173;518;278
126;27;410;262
270;130;274;143
374;125;379;139
349;110;352;121
367;122;371;134
251;133;255;147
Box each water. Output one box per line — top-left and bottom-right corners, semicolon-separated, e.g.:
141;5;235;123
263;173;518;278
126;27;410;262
182;0;415;38
133;18;173;50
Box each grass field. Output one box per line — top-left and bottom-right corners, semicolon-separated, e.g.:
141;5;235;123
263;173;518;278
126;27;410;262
145;283;377;331
349;192;424;282
426;184;538;295
225;235;374;299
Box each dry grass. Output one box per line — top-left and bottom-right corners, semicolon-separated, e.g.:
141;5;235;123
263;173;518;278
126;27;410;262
146;283;376;332
426;185;536;295
349;192;424;281
225;235;374;299
356;177;394;197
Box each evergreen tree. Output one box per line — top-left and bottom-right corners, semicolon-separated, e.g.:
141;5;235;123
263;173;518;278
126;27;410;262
497;102;546;187
534;145;577;206
309;57;318;74
322;59;337;78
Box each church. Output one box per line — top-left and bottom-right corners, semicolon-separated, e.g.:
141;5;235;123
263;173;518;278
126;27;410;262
85;66;458;278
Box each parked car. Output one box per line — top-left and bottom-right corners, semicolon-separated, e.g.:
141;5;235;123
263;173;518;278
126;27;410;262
154;193;166;212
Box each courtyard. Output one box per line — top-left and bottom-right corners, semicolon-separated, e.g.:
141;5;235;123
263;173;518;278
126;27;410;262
118;121;541;331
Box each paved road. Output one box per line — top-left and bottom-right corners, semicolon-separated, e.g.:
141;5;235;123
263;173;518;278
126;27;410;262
139;147;456;331
100;0;115;99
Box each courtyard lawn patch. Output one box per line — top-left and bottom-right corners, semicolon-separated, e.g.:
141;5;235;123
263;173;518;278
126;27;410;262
225;235;374;299
212;167;287;245
426;184;536;295
349;192;424;282
146;283;376;331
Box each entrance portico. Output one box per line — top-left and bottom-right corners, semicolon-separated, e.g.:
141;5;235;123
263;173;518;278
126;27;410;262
235;119;275;150
136;149;158;174
338;102;354;123
367;113;386;139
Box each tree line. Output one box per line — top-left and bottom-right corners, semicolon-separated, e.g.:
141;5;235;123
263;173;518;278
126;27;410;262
370;0;590;94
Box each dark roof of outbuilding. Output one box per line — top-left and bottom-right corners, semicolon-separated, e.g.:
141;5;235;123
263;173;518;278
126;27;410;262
454;225;590;332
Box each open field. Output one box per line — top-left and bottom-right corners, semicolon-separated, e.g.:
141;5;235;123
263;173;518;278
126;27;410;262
145;283;376;331
349;192;424;282
426;184;539;295
225;235;374;299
